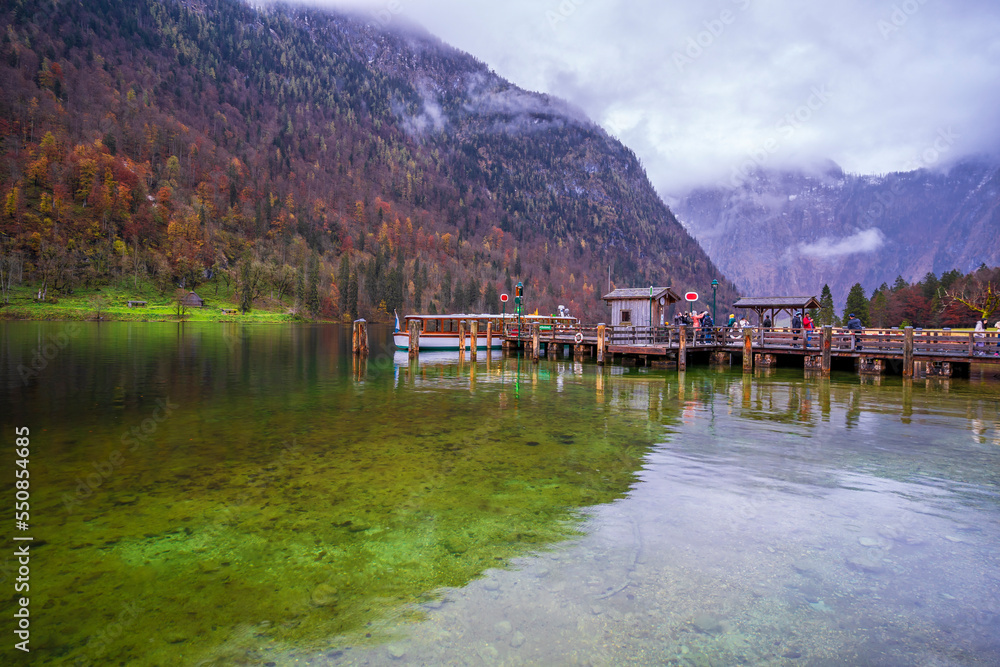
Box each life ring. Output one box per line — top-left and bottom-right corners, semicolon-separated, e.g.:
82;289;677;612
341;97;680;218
574;332;584;344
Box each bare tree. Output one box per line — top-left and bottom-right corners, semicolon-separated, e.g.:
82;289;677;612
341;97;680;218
0;243;23;304
89;293;110;320
947;276;1000;321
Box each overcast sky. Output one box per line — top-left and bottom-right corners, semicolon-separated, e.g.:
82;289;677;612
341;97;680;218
313;0;1000;196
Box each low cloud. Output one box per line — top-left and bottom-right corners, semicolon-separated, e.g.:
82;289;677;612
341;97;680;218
396;80;447;136
797;228;885;260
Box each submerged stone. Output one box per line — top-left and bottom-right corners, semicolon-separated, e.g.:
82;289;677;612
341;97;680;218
692;613;723;635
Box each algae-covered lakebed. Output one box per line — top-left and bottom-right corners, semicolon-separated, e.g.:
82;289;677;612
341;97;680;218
2;321;1000;666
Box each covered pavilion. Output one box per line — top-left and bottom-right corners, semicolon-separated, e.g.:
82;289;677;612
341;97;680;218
732;296;821;326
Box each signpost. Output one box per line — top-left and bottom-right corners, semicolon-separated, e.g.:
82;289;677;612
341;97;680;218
501;293;508;327
515;283;523;339
711;279;719;324
684;291;699;314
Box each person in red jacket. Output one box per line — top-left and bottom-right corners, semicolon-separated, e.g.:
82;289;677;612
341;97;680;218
803;312;814;343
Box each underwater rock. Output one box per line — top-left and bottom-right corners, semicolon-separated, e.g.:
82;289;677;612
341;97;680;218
494;620;512;635
846;555;884;574
510;631;525;648
197;561;221;574
310;583;339;607
858;537;881;548
387;645;406;659
692;613;722;635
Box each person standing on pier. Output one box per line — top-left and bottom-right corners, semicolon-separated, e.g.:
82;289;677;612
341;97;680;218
846;312;864;350
974;318;986;354
803;312;814;343
701;310;714;342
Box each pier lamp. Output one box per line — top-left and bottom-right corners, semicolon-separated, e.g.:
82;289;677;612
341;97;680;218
711;279;718;323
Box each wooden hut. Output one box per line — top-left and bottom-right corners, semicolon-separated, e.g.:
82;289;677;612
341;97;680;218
181;291;205;308
732;296;820;326
603;287;681;327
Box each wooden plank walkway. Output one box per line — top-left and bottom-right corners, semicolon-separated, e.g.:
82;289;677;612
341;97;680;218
501;323;1000;376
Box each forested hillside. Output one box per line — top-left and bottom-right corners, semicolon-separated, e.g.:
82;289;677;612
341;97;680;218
0;0;736;320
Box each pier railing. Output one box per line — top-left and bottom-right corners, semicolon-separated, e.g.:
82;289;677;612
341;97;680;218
598;325;1000;358
498;322;1000;360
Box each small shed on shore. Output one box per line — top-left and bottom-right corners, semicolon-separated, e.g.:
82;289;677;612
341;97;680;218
732;296;820;326
181;291;205;308
603;287;681;327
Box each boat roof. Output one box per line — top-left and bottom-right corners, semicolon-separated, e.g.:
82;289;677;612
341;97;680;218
403;313;577;320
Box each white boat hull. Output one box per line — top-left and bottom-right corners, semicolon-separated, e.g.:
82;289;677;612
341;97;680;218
393;332;502;351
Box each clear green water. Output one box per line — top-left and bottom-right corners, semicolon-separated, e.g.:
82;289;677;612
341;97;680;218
1;322;999;666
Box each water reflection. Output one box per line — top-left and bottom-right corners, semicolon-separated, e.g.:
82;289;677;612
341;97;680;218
1;322;659;665
1;323;998;665
339;365;1000;666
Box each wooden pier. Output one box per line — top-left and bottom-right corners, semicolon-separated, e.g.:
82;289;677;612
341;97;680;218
500;323;1000;378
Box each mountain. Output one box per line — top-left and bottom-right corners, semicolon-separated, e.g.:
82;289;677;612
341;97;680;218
670;159;1000;308
0;0;737;320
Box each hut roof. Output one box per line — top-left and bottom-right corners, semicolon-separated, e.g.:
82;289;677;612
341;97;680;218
603;287;681;303
733;296;821;310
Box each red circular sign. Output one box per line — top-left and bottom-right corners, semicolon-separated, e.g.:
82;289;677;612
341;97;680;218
500;293;509;302
684;291;699;301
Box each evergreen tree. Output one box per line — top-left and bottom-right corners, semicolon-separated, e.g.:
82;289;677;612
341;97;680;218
921;271;940;300
844;282;870;325
940;269;962;291
442;269;452;308
892;275;908;292
513;254;522;278
295;263;305;308
869;290;889;328
818;284;835;325
337;255;350;314
484;281;500;313
347;271;358;321
386;256;404;314
307;252;320;314
466;276;480;312
412;256;422;311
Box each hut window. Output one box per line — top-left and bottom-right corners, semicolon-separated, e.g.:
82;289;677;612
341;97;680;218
426;319;440;333
621;309;632;323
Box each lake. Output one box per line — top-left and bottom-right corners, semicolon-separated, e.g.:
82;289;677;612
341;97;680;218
1;321;999;666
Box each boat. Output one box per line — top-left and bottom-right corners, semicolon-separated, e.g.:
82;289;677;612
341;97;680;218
393;312;579;350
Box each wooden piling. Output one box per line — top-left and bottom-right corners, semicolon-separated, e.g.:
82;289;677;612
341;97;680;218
821;325;832;376
458;320;466;358
742;329;753;372
678;325;687;371
408;319;420;359
486;321;493;352
531;323;540;363
352;319;368;356
597;324;606;365
903;326;913;378
470;320;478;361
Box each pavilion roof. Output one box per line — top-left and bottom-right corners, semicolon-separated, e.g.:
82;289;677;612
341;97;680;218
603;287;681;303
733;296;821;310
